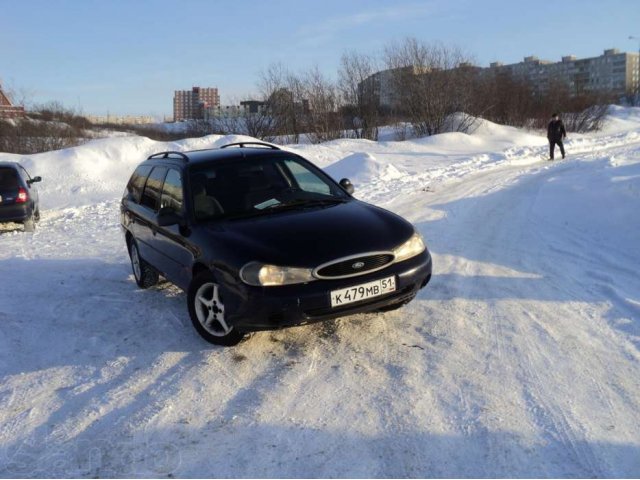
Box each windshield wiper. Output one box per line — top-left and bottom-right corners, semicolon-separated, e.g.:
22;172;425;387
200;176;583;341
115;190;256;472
218;197;348;221
264;197;347;211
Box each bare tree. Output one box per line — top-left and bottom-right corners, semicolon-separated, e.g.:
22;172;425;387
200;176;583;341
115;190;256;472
474;72;535;127
338;51;380;140
259;63;307;143
302;67;342;143
383;38;479;138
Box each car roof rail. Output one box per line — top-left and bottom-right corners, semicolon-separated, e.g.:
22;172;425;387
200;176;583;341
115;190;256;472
219;141;280;150
147;151;190;161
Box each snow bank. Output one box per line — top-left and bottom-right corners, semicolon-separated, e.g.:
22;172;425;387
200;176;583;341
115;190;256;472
324;152;404;184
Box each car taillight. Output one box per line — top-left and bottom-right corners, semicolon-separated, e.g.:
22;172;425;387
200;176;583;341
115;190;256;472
16;187;28;203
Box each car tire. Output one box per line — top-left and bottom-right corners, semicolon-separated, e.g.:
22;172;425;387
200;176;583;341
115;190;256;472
23;216;35;232
128;240;159;289
188;271;244;346
34;209;40;222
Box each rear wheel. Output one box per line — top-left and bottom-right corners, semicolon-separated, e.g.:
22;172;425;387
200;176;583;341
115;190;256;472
128;240;159;289
188;271;244;346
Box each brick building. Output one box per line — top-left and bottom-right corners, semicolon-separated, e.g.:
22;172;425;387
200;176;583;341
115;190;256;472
0;84;26;119
173;87;220;121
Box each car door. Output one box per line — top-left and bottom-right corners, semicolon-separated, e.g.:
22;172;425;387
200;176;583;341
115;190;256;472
154;168;193;288
132;166;167;268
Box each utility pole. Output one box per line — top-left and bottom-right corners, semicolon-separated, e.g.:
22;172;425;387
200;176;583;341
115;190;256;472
629;36;640;106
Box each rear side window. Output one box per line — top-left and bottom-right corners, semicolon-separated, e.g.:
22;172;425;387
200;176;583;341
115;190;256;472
18;166;31;183
160;169;183;215
0;168;19;189
140;166;167;211
126;165;152;203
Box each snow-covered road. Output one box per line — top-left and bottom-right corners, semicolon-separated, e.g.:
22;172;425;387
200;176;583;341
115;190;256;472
1;111;639;477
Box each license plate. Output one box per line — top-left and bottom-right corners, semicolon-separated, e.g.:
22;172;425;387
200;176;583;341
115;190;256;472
330;276;396;307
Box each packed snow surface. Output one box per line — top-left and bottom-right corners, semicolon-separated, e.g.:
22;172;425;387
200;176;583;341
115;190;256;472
0;108;639;477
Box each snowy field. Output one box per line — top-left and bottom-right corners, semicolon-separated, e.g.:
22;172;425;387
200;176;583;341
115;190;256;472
0;107;639;477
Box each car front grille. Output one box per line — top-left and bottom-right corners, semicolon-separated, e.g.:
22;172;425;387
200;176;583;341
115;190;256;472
314;253;394;279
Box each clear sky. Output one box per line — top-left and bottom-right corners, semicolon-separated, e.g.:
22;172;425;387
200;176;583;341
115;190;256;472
2;0;639;118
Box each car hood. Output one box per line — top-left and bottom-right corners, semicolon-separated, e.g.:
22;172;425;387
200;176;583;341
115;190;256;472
203;200;415;267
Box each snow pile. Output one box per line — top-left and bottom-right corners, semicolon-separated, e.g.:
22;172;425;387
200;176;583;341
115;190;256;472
325;151;404;184
601;105;640;135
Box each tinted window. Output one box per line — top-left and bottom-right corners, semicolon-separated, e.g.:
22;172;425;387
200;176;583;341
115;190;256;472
18;166;31;183
284;159;331;195
190;156;347;221
140;166;167;211
0;168;18;189
160;169;183;215
126;165;152;203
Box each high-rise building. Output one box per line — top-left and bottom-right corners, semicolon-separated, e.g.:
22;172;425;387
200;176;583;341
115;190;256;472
173;87;220;121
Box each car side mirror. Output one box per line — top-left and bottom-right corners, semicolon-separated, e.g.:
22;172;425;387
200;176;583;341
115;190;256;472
339;178;354;195
27;176;42;185
157;207;182;227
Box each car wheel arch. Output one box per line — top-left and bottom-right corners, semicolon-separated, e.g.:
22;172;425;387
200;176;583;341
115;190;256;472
192;262;210;280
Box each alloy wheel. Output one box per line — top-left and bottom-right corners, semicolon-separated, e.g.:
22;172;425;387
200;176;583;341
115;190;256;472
194;282;231;337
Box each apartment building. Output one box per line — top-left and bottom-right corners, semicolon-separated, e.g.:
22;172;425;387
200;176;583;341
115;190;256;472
359;49;640;109
358;66;428;110
488;49;639;97
173;86;220;121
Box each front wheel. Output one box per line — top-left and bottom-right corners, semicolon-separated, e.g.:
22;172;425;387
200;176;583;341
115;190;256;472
188;271;244;346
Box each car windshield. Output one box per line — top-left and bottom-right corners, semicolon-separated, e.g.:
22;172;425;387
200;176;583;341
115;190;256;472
0;168;18;190
190;156;349;221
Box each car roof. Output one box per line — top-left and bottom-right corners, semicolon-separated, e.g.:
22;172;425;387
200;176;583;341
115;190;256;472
141;146;297;169
0;161;20;168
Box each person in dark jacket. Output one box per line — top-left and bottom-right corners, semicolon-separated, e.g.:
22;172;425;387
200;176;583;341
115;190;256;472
547;113;567;160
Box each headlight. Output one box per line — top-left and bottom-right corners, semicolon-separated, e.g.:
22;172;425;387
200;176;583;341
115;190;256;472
240;262;315;286
393;232;426;263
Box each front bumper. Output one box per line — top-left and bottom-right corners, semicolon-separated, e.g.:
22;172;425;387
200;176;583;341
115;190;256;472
227;250;432;332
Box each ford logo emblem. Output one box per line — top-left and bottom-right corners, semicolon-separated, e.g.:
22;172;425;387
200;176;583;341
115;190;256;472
352;262;365;269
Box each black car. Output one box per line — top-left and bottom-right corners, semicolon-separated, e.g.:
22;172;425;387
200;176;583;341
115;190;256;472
120;142;432;346
0;162;42;232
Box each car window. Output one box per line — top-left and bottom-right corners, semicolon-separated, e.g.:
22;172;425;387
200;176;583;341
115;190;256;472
126;165;152;203
190;156;347;221
18;166;31;182
0;168;19;189
160;169;183;215
140;166;167;212
284;159;331;195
